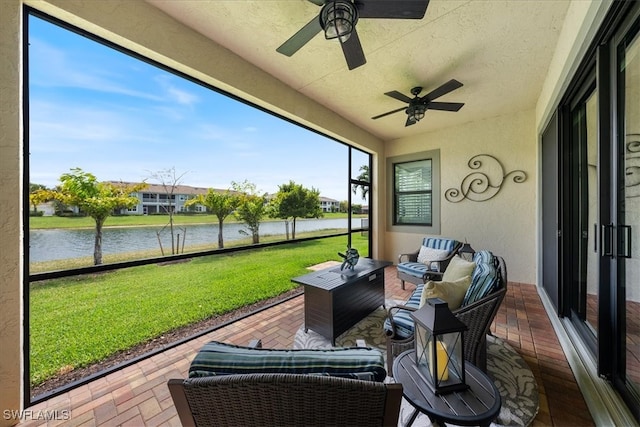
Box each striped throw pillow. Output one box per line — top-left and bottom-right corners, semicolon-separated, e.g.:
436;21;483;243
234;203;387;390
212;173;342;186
462;259;498;306
473;250;495;265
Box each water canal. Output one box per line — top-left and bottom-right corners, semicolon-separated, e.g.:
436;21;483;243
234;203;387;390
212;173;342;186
29;218;364;262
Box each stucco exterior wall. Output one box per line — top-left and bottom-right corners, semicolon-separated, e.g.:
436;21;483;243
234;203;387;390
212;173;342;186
536;0;612;132
383;109;537;284
0;1;24;425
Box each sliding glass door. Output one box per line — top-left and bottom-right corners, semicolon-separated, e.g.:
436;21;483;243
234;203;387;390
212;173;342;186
564;78;599;354
555;3;639;420
615;19;639;413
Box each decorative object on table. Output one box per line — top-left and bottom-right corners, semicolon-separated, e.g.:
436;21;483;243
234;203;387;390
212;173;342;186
458;240;476;262
445;154;527;203
292;258;390;346
411;297;469;395
338;246;359;270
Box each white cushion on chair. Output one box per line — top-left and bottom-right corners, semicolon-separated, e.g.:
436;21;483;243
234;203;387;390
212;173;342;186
417;246;450;265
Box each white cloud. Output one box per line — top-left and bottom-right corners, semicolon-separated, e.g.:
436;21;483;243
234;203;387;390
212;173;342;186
30;36;162;101
154;75;199;106
168;86;199;106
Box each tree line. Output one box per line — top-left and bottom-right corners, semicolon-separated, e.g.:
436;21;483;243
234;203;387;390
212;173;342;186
30;168;344;266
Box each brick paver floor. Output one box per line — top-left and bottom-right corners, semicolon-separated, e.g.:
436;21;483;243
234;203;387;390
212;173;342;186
19;266;594;426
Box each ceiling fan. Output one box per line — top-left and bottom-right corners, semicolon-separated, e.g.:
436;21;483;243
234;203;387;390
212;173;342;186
372;79;465;127
276;0;430;70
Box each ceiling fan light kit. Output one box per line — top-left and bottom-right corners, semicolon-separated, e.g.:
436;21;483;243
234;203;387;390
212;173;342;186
276;0;430;70
408;104;427;122
320;0;358;42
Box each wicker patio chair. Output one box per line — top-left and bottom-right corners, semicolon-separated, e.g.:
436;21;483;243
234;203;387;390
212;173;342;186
396;237;462;289
168;373;403;427
168;339;403;427
385;255;507;373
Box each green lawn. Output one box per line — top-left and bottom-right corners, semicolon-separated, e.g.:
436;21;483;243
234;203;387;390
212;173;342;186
29;234;368;386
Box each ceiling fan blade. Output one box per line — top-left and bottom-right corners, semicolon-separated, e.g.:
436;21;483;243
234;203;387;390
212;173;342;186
421;79;463;102
405;115;417;127
371;106;407;120
427;101;465;112
384;90;413;103
357;0;429;19
340;27;366;70
276;17;322;56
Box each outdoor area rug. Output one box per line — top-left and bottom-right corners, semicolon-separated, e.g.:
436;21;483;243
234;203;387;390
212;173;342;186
293;303;539;426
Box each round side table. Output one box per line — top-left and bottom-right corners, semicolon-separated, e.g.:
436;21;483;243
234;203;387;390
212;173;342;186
392;350;501;427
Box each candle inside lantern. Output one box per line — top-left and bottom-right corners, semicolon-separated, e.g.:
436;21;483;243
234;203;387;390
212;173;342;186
429;340;449;381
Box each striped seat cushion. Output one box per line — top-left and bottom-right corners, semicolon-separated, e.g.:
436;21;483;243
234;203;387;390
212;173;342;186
189;341;387;382
397;261;433;277
383;284;424;339
398;238;458;276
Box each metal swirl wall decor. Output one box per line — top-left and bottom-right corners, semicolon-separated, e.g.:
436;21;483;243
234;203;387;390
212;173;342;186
626;133;640;198
445;154;527;203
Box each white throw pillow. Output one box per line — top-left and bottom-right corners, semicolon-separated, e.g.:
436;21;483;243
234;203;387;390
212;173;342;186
442;255;476;282
419;276;472;310
416;246;450;265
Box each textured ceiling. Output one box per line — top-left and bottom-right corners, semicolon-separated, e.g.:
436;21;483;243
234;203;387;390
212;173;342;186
145;0;571;141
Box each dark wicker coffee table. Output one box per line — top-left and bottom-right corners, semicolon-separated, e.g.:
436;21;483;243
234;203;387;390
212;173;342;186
393;350;501;426
292;258;391;345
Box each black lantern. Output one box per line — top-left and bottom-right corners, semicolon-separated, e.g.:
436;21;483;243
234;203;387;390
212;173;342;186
407;104;426;123
411;298;469;395
320;0;358;42
458;241;475;262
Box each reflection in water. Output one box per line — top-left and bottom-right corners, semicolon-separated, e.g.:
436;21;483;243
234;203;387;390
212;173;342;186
29;218;364;262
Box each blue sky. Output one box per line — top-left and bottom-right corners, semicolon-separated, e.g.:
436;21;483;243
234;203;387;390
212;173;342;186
28;15;369;202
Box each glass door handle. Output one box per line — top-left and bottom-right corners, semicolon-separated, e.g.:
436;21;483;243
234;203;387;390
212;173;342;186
601;223;615;257
619;225;632;258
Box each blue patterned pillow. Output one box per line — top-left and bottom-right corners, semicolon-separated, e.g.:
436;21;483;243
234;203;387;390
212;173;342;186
189;341;386;382
462;258;498;306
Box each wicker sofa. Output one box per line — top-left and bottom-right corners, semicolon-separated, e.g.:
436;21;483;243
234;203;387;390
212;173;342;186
385;251;507;373
168;340;403;427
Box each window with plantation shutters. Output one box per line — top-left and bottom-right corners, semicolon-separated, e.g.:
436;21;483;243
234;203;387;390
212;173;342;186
393;159;432;225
